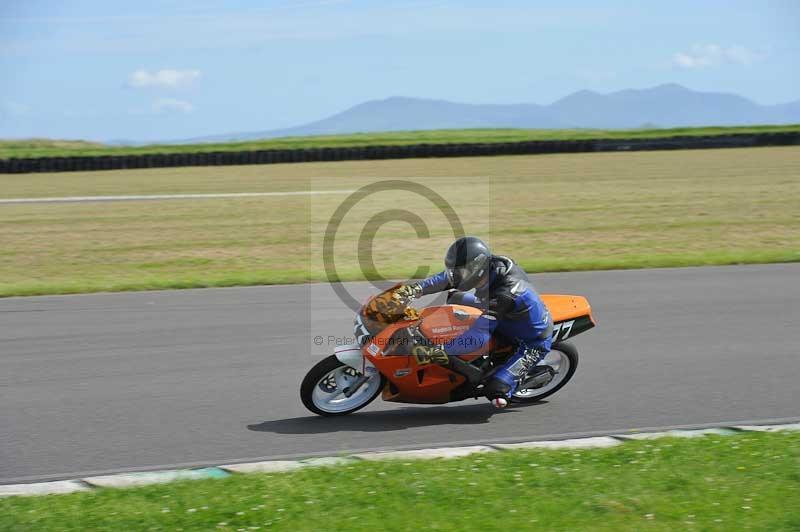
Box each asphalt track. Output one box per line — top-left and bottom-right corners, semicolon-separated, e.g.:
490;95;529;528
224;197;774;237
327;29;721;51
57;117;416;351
1;264;798;484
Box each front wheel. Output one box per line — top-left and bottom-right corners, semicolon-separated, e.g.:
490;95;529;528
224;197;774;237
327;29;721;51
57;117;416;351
300;355;385;416
510;341;579;404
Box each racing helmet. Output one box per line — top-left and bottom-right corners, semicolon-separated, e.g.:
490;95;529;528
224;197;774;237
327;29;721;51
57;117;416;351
444;236;492;291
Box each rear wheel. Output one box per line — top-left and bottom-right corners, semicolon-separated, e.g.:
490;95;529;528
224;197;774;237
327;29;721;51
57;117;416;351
300;355;385;416
510;341;579;404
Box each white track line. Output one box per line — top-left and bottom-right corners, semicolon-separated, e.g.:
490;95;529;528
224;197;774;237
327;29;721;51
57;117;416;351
0;190;357;205
4;421;800;494
5;416;799;485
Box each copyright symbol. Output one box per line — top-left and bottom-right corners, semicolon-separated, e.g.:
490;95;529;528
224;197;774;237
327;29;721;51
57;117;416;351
323;180;464;312
313;336;324;346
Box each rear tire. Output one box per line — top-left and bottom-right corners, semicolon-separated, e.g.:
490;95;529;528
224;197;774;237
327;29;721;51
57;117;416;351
509;341;579;404
300;355;385;416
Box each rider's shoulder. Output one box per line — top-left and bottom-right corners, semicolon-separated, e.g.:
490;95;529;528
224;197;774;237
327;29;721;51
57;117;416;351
492;256;529;279
490;256;533;296
490;255;513;275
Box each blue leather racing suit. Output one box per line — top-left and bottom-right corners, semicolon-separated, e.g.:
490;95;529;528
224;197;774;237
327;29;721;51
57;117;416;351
417;256;553;397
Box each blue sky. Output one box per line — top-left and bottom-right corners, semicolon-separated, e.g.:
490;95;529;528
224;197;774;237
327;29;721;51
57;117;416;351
1;0;798;141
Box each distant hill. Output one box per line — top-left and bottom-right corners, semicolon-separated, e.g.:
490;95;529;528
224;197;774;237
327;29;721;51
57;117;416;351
183;84;800;143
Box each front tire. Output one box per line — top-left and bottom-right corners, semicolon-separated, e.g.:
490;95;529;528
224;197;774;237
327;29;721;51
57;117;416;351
510;341;579;404
300;355;385;416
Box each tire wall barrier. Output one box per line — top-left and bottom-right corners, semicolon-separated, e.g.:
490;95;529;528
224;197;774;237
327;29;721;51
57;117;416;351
1;132;799;174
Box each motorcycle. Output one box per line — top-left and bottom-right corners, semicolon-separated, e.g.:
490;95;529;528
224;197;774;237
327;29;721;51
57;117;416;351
301;284;595;416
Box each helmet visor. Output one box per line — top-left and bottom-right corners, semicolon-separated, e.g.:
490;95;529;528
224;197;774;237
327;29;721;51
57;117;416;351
446;266;468;287
446;264;482;290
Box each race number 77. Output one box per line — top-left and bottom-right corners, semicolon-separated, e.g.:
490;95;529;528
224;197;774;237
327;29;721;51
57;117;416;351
552;320;575;341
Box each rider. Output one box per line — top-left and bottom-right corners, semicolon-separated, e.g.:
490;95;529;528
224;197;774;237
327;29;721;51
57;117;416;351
396;236;553;408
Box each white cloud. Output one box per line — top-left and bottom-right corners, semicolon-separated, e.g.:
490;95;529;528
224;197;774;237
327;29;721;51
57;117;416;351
152;97;194;114
672;44;761;69
127;69;201;88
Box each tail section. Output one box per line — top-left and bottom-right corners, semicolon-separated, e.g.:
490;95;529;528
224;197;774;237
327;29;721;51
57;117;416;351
540;294;596;342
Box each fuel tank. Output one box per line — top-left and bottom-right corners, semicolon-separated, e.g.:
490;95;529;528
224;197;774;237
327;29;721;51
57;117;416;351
417;304;482;344
416;294;595;344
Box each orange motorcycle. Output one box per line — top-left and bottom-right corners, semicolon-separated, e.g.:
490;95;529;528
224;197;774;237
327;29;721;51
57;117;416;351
301;284;595;416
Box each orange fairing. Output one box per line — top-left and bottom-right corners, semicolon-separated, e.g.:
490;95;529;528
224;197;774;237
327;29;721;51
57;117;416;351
364;311;489;404
377;354;465;404
541;294;595;325
362;292;594;405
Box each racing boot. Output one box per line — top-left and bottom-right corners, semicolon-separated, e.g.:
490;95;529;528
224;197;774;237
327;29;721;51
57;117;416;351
484;345;547;408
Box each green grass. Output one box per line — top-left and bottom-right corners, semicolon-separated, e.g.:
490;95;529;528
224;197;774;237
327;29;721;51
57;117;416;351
2;251;798;299
0;147;798;297
2;431;798;531
1;124;799;159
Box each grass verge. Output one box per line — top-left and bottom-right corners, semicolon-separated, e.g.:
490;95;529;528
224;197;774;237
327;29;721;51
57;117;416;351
1;147;798;298
1;431;798;531
2;250;798;298
1;124;799;159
